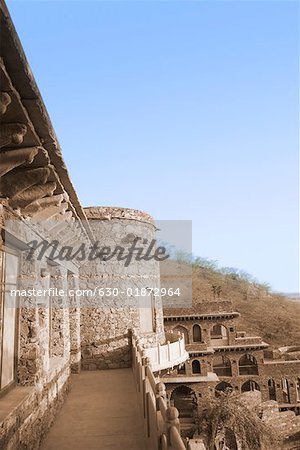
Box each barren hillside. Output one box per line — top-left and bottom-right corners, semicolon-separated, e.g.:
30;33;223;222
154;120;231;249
191;266;300;348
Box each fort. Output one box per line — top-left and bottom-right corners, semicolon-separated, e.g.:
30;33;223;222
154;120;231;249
0;2;299;449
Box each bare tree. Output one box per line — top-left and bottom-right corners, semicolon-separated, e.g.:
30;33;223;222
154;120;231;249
199;391;281;450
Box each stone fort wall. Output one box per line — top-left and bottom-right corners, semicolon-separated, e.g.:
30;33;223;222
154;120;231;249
80;207;165;370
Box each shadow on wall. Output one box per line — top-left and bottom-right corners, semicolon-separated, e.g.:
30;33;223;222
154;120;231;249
81;333;132;370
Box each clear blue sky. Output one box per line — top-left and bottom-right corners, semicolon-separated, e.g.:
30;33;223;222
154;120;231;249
7;0;299;293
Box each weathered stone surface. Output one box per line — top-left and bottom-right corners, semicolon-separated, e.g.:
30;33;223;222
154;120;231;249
80;208;165;370
0;366;70;450
0;146;42;176
0;92;11;115
0;167;50;198
84;206;154;223
8;181;57;209
0;123;27;148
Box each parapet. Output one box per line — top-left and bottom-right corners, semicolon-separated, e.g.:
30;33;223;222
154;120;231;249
84;206;154;224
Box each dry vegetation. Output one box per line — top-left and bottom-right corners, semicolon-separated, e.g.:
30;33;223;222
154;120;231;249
192;264;300;348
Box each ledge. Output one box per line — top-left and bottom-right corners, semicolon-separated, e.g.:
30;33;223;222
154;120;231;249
213;342;269;351
263;359;300;365
161;372;219;383
0;385;34;423
164;311;240;321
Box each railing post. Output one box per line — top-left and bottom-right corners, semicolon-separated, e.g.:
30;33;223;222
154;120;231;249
143;356;152;371
155;381;167;410
142;356;151;419
157;342;161;365
166;406;181;444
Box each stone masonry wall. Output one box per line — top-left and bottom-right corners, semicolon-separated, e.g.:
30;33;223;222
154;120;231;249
0;361;70;450
80;207;165;370
0;215;80;449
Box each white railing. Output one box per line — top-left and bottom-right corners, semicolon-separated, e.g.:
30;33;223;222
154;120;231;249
142;331;189;372
132;332;187;450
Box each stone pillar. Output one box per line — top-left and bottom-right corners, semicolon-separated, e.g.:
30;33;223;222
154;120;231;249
202;327;210;345
228;327;236;345
68;272;81;373
38;267;51;374
18;255;43;385
200;358;208;376
231;359;239;377
49;265;70;358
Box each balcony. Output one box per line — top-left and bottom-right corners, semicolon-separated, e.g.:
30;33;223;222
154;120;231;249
139;331;189;372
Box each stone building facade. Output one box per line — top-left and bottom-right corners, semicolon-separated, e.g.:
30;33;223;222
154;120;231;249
162;299;300;421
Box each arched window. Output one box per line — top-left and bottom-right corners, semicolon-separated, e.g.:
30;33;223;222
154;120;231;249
210;324;228;345
213;355;232;376
282;378;291;403
173;325;189;344
215;381;233;396
192;324;202;342
192;360;201;374
241;380;260;392
268;379;276;401
238;354;258;376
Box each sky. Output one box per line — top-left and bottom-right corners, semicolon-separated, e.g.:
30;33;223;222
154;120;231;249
6;0;299;293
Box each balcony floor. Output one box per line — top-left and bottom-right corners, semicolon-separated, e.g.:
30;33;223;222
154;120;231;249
40;369;147;450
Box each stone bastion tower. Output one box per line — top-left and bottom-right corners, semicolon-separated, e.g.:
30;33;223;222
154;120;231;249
79;206;166;370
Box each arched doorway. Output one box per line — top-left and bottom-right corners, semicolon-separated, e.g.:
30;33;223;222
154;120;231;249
238;354;258;375
210;324;228;345
241;380;260;392
213;355;232;376
268;379;276;401
173;325;189;344
193;324;202;342
215;381;233;396
192;359;201;374
170;386;197;438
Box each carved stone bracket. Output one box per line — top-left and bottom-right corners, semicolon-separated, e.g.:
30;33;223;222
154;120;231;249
0;123;27;148
8;181;57;209
0;146;43;176
23;193;67;216
0;166;50;198
0;92;12;115
31;201;69;220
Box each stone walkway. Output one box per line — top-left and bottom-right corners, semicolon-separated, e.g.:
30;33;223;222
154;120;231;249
40;369;147;450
